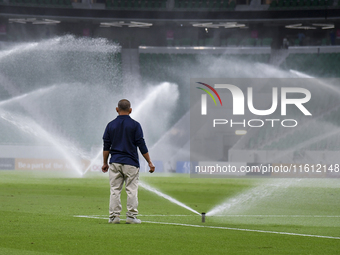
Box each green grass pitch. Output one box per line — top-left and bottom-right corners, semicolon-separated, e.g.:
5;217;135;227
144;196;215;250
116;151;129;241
0;170;339;254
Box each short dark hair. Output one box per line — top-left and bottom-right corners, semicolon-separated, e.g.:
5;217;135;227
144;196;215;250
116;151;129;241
118;99;131;112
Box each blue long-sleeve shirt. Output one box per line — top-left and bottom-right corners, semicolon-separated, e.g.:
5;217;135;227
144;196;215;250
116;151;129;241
103;115;148;168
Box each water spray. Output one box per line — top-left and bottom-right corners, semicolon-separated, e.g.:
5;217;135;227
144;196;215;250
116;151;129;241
201;212;206;223
139;181;200;215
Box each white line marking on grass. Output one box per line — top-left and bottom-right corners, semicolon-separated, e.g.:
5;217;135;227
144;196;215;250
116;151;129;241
135;215;196;217
75;215;127;221
76;214;197;217
142;221;340;240
74;215;340;240
75;215;108;220
76;214;340;218
212;215;340;218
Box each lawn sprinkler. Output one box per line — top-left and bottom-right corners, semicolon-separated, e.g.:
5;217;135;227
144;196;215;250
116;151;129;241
202;212;206;223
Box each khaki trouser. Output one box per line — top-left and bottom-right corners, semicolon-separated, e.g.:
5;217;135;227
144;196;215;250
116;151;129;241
109;163;139;218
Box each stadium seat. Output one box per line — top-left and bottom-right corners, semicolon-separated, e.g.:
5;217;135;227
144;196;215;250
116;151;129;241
227;37;238;46
132;0;138;7
220;39;227;46
139;39;146;46
106;0;112;7
292;38;299;45
174;0;179;7
191;0;198;7
281;52;340;77
184;38;192;46
229;0;235;8
205;38;214;46
239;38;255;46
321;38;329;45
305;0;311;7
221;0;228;7
270;0;277;7
140;0;147;7
277;0;284;7
191;39;198;46
291;0;298;6
123;0;130;8
262;37;272;46
256;38;262;46
156;0;161;8
113;0;120;7
202;0;208;8
147;0;153;8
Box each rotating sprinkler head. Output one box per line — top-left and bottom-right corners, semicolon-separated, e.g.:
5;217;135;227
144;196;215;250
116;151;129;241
202;212;206;223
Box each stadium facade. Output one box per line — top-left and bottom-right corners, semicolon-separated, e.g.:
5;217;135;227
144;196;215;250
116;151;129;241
0;3;340;175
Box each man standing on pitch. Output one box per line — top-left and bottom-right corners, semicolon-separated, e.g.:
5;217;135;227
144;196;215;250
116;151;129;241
102;99;155;224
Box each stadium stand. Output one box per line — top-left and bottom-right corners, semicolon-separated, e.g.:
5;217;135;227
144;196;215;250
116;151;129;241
280;52;340;77
106;0;167;8
243;90;340;151
105;0;235;9
5;0;72;7
174;0;236;9
269;0;333;8
139;52;270;84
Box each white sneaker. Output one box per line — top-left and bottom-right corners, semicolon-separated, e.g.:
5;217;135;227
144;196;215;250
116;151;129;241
108;216;120;224
126;217;141;224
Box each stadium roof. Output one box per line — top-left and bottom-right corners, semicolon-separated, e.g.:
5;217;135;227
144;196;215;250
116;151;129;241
1;6;340;24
